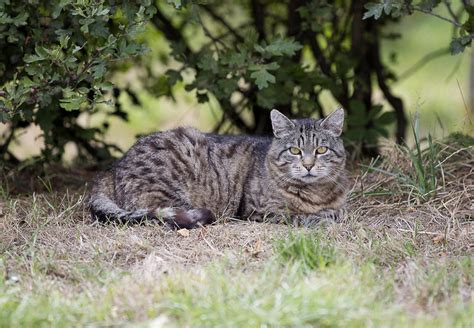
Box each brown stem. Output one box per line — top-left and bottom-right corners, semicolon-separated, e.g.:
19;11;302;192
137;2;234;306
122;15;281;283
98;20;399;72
372;40;407;144
0;124;16;158
251;0;266;41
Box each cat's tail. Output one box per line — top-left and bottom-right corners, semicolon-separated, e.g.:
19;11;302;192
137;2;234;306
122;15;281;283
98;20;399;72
88;171;215;229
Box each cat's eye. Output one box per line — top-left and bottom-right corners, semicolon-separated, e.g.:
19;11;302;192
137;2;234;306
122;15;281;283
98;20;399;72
316;146;328;154
289;147;301;155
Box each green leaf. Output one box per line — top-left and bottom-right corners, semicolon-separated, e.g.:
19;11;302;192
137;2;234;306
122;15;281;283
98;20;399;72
167;0;182;9
250;69;276;90
0;110;9;123
256;37;303;57
363;3;384;20
60;95;87;111
91;63;107;79
368;105;383;120
165;69;182;86
347;100;367;126
248;62;280;71
376;111;396;125
222;52;247;67
363;1;403;20
36;106;58;133
256;88;278;109
217;79;237;97
197;51;218;73
450;35;472;55
419;0;441;11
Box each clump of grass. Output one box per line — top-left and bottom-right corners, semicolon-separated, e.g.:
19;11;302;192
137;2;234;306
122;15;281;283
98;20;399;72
274;233;336;270
365;113;443;202
402;113;439;200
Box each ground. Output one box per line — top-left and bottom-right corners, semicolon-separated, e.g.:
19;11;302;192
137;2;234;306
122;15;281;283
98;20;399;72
0;135;473;327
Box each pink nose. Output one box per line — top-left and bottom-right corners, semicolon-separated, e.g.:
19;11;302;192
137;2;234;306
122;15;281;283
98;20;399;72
302;163;313;171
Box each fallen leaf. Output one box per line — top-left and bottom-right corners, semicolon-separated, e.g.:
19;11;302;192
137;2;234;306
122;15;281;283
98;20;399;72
177;228;189;237
245;239;263;258
432;234;445;244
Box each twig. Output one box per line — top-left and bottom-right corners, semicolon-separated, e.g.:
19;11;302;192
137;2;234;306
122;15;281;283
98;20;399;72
201;6;245;43
397;228;441;236
201;23;253;49
456;78;469;117
194;5;228;52
413;6;462;28
443;0;460;25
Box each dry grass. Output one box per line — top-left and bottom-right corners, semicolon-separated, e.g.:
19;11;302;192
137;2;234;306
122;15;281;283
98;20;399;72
0;134;473;327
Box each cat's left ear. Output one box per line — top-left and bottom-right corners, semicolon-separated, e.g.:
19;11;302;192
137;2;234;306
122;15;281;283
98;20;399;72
320;107;344;136
271;109;295;138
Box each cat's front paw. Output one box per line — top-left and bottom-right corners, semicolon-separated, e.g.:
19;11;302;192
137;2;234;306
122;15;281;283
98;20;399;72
293;208;346;227
316;208;346;222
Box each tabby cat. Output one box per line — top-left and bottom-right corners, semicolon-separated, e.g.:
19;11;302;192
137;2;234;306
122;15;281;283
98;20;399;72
88;108;349;228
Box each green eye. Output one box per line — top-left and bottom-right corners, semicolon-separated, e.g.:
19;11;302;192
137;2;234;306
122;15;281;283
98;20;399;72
289;147;301;155
316;146;328;154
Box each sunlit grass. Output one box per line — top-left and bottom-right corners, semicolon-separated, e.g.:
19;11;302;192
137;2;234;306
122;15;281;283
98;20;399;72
1;234;471;327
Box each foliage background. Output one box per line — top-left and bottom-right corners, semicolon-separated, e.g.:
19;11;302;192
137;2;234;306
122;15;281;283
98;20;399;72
0;0;473;163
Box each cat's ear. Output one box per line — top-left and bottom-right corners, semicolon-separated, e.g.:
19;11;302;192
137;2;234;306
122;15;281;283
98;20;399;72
320;107;344;136
271;109;295;138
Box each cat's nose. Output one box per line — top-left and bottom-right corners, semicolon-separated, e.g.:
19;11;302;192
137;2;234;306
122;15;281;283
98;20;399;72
302;162;314;171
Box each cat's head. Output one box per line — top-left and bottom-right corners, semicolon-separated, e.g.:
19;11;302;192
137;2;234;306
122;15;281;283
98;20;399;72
267;108;346;184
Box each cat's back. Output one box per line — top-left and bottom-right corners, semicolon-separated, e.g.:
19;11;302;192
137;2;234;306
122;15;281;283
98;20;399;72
113;126;270;215
120;126;271;164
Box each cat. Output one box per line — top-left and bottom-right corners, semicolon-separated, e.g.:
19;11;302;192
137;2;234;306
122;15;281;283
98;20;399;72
88;108;349;228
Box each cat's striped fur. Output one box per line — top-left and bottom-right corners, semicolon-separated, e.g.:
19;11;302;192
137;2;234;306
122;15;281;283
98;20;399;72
88;108;349;228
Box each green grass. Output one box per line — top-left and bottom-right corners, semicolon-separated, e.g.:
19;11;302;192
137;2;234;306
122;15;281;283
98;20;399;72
274;232;337;270
1;234;472;327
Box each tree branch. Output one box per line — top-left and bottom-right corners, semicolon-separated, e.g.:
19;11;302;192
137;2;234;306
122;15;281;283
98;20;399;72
220;99;252;133
413;6;462;28
251;0;266;41
372;39;407;144
195;7;229;52
202;6;245;43
306;32;332;77
287;0;304;38
151;9;193;58
0;125;16;158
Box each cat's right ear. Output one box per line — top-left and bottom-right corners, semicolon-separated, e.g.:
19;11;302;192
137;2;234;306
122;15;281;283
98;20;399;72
270;109;295;138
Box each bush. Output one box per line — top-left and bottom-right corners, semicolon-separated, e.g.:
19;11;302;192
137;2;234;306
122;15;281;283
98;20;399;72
0;0;156;162
0;0;472;163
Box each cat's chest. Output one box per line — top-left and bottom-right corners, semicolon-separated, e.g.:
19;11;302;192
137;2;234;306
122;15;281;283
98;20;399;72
264;184;343;214
285;187;324;212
